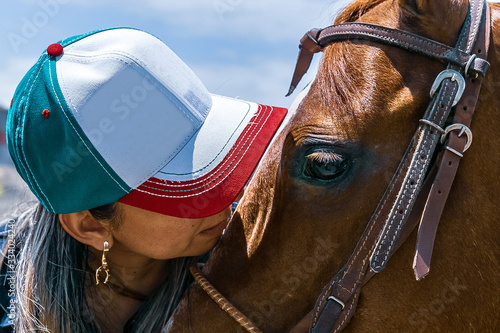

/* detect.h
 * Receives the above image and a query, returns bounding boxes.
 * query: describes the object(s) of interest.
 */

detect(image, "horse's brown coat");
[166,0,500,331]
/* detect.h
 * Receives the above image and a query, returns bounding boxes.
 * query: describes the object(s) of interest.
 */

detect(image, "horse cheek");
[281,270,301,292]
[407,312,428,333]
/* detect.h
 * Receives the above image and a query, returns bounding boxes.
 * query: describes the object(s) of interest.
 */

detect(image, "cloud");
[130,0,347,42]
[195,61,291,106]
[190,53,321,107]
[1,0,349,109]
[14,0,353,42]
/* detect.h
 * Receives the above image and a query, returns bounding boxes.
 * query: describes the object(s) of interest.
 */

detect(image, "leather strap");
[413,2,491,280]
[286,29,321,96]
[286,22,489,96]
[310,164,438,332]
[372,0,487,273]
[310,165,436,332]
[186,2,490,333]
[307,0,489,332]
[318,23,487,69]
[368,76,460,272]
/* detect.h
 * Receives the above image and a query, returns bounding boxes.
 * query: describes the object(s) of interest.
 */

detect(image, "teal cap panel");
[7,51,131,214]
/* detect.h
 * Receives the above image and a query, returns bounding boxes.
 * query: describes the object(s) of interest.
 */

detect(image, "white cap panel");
[58,57,199,187]
[55,28,221,187]
[155,95,258,181]
[60,28,211,121]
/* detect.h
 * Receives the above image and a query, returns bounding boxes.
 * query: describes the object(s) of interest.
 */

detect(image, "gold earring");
[95,241,110,285]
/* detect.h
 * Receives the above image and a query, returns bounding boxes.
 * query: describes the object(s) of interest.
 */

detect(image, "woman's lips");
[200,219,229,238]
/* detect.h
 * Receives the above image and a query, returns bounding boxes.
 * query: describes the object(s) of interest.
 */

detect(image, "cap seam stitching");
[11,57,44,202]
[58,55,202,187]
[60,52,201,124]
[149,104,259,186]
[136,105,274,197]
[157,102,252,177]
[146,104,267,187]
[57,55,197,189]
[49,59,130,194]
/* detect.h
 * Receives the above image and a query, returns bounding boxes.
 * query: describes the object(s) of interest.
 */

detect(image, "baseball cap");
[6,28,287,218]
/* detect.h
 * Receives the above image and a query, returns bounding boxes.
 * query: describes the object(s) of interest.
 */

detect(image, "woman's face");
[109,203,232,260]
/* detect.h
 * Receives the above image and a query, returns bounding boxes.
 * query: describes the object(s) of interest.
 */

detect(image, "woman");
[0,28,287,332]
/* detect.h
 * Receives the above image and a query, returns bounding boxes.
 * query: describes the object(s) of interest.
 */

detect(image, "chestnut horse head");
[167,0,500,331]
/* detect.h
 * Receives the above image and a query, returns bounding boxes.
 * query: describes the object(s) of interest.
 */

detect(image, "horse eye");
[304,151,348,181]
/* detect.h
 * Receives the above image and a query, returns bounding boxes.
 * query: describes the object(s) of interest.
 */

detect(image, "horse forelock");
[320,0,391,118]
[301,38,408,140]
[334,0,388,24]
[314,43,372,127]
[297,0,472,139]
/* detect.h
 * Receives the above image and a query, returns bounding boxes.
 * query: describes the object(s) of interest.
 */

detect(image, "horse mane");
[311,0,398,133]
[335,0,387,24]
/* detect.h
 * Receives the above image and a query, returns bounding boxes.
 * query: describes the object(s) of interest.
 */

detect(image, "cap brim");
[119,95,287,218]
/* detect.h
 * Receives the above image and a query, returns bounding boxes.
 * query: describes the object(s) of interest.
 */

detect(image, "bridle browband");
[285,19,489,97]
[190,0,491,332]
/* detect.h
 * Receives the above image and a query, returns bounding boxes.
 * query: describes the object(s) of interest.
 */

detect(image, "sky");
[0,0,357,111]
[1,0,498,110]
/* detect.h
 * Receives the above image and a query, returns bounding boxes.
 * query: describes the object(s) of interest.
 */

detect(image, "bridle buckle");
[430,70,466,106]
[440,123,473,156]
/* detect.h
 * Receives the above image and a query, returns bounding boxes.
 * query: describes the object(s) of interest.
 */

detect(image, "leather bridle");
[190,0,491,332]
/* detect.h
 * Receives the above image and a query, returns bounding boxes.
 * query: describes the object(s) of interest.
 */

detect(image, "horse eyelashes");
[304,151,348,181]
[307,151,343,163]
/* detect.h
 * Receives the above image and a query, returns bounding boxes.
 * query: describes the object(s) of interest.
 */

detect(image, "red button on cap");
[47,43,63,57]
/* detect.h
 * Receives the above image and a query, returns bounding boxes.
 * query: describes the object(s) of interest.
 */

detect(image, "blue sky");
[0,0,355,110]
[2,0,497,111]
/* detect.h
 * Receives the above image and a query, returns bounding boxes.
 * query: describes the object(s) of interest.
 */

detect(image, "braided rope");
[190,264,263,333]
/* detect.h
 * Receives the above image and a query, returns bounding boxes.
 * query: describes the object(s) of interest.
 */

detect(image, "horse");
[166,0,500,331]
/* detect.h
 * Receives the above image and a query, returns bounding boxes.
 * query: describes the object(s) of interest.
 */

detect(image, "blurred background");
[0,0,353,216]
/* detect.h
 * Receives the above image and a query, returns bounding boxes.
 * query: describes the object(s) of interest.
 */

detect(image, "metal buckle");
[419,119,445,134]
[429,70,466,107]
[440,123,473,155]
[327,295,345,310]
[464,54,478,78]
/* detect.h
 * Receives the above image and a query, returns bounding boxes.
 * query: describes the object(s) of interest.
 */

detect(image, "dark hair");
[89,203,120,222]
